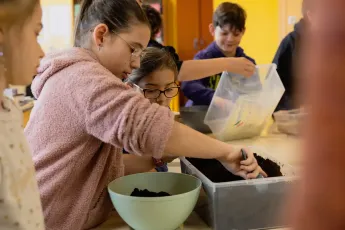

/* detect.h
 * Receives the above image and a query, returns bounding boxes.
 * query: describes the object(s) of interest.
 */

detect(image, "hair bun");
[161,46,179,64]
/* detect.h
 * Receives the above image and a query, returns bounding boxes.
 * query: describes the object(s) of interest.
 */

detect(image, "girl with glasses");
[123,47,180,172]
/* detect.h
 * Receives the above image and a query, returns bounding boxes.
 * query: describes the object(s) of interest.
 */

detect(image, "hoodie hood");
[32,48,98,99]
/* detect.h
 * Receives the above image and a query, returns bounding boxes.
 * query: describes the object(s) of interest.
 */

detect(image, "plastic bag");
[204,64,285,141]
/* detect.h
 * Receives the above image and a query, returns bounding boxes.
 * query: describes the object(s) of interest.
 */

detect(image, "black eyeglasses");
[132,83,180,99]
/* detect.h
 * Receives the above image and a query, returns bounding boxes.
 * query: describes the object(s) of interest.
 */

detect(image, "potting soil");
[130,188,171,197]
[187,153,282,183]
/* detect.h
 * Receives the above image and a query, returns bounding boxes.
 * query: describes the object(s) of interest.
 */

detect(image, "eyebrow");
[145,82,176,87]
[132,42,144,49]
[145,83,158,87]
[166,82,177,87]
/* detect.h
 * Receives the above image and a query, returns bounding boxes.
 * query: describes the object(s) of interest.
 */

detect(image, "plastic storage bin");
[273,108,306,136]
[180,146,297,230]
[180,106,212,133]
[204,64,285,141]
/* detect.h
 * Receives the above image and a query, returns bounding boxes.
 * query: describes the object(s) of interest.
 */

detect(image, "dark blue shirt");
[181,42,255,106]
[273,19,304,111]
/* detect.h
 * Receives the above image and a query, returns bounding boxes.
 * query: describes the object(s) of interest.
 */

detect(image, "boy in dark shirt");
[142,3,255,83]
[181,2,255,106]
[273,0,310,111]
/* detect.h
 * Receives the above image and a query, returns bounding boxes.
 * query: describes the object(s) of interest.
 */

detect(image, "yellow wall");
[162,0,178,48]
[163,0,180,112]
[40,0,74,52]
[279,0,303,38]
[213,0,279,64]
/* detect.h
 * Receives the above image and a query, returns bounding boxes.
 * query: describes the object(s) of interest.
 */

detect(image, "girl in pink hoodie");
[25,0,265,229]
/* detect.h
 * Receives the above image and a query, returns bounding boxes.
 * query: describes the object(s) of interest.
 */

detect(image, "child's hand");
[162,155,178,164]
[217,146,267,179]
[226,57,256,78]
[124,81,134,89]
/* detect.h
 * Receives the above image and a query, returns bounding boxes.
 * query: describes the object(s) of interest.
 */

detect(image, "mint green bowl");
[108,172,201,230]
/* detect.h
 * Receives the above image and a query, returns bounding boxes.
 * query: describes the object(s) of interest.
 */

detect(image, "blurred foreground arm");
[291,1,345,229]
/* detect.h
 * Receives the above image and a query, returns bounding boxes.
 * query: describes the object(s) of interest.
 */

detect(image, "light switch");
[288,16,297,25]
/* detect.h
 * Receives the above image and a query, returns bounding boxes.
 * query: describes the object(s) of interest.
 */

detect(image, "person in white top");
[0,0,45,229]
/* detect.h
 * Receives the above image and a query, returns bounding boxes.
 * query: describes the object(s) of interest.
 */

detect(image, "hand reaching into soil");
[218,146,267,179]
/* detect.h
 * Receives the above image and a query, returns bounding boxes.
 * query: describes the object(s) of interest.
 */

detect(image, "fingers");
[243,66,255,77]
[240,149,256,166]
[241,58,255,77]
[246,167,267,179]
[242,68,255,77]
[124,82,134,89]
[239,148,268,179]
[240,162,258,172]
[259,168,268,178]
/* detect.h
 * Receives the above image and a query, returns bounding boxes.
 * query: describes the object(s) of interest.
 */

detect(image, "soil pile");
[130,188,171,197]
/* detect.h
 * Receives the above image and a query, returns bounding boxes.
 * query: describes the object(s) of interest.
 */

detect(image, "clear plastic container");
[204,64,285,141]
[273,109,306,136]
[180,146,297,230]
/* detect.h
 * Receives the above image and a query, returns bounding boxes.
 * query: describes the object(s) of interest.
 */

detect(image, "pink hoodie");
[24,48,174,230]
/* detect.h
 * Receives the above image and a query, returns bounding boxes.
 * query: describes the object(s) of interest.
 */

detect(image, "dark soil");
[187,153,282,183]
[130,188,171,197]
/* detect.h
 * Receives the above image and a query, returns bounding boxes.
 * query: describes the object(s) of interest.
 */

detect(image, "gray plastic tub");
[180,146,297,230]
[180,106,211,134]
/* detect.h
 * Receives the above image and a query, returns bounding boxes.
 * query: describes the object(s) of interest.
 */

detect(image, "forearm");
[164,122,231,160]
[123,154,155,175]
[178,58,229,82]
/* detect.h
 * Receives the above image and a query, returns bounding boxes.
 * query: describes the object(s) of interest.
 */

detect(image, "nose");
[131,57,141,69]
[226,34,234,42]
[156,92,166,104]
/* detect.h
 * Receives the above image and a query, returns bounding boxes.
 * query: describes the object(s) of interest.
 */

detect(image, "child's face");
[137,69,178,107]
[210,24,244,56]
[4,3,44,85]
[92,23,150,80]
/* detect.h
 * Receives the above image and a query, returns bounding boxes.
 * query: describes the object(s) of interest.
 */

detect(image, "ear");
[209,23,215,36]
[242,28,246,35]
[92,23,110,49]
[306,10,312,22]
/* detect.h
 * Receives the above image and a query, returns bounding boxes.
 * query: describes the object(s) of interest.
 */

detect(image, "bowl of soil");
[108,172,202,230]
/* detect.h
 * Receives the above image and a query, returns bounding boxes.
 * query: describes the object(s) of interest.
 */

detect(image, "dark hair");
[128,47,178,84]
[142,4,162,39]
[74,0,149,47]
[213,2,246,32]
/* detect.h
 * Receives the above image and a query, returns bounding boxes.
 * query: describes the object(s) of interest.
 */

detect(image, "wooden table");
[94,133,301,230]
